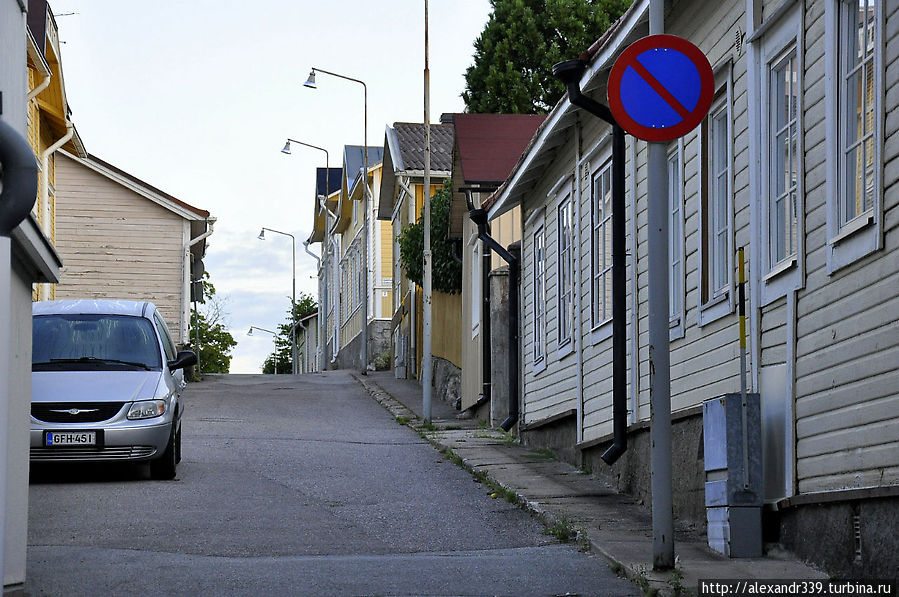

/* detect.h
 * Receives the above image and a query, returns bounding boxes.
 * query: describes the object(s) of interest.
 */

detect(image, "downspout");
[184,218,215,345]
[553,59,628,465]
[37,121,73,300]
[27,71,51,102]
[468,198,519,432]
[303,239,322,371]
[40,121,73,237]
[0,118,41,587]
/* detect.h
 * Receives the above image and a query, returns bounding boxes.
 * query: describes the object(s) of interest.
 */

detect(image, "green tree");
[462,0,632,114]
[396,182,462,294]
[188,272,237,377]
[262,293,318,374]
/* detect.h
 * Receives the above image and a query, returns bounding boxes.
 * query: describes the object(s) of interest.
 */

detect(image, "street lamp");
[304,66,370,375]
[248,326,282,375]
[281,138,330,374]
[256,228,297,374]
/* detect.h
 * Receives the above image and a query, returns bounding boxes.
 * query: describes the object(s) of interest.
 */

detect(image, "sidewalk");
[354,371,826,596]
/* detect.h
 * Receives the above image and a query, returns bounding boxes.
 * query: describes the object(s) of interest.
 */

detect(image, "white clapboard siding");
[53,154,186,338]
[521,145,580,426]
[790,2,899,493]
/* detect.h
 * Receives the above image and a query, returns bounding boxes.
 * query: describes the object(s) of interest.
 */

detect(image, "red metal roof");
[453,114,547,185]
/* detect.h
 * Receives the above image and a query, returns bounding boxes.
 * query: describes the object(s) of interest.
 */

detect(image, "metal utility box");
[703,393,763,557]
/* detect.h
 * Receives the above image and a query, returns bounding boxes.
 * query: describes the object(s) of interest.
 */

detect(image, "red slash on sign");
[607,34,714,143]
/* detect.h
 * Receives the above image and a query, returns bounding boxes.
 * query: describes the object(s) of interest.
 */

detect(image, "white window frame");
[758,7,804,304]
[668,139,685,340]
[698,60,735,327]
[590,158,614,336]
[557,190,574,357]
[533,221,547,371]
[825,0,883,273]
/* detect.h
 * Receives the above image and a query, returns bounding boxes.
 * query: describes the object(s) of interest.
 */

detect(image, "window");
[826,0,882,272]
[557,195,574,349]
[757,6,803,304]
[769,47,799,269]
[591,161,613,330]
[839,0,875,227]
[668,142,685,338]
[698,62,734,325]
[533,225,546,365]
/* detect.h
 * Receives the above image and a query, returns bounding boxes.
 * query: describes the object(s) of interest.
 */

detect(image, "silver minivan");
[30,300,196,479]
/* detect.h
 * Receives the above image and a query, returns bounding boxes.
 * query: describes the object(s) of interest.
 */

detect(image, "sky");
[49,0,492,373]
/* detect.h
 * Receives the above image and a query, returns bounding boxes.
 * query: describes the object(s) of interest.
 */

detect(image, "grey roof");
[343,145,384,188]
[390,123,454,172]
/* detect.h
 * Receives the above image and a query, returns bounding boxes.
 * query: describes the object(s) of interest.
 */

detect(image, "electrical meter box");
[703,393,763,557]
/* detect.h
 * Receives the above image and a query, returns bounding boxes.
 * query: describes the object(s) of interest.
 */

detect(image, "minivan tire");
[150,427,177,480]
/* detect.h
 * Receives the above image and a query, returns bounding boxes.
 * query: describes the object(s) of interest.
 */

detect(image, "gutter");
[467,193,519,432]
[553,59,628,465]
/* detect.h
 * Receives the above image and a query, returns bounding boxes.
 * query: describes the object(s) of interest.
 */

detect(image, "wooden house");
[377,122,460,394]
[488,0,898,577]
[53,152,213,345]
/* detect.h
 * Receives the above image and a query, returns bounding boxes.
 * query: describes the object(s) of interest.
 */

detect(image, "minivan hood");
[32,371,164,403]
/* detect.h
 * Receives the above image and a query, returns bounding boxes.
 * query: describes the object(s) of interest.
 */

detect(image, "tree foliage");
[262,293,318,374]
[188,272,237,377]
[396,182,462,295]
[462,0,632,114]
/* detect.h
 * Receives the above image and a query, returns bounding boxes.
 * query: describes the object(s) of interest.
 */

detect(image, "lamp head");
[303,70,316,89]
[257,229,265,240]
[247,327,254,336]
[281,141,291,154]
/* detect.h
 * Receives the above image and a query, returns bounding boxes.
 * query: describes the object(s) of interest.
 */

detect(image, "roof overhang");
[487,0,649,219]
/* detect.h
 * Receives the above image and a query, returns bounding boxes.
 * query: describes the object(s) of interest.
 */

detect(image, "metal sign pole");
[422,0,433,424]
[647,0,675,571]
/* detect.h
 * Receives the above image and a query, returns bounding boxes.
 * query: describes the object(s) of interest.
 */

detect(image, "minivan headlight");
[127,400,166,420]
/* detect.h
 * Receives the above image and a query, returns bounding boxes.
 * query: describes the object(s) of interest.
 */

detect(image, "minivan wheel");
[150,428,177,480]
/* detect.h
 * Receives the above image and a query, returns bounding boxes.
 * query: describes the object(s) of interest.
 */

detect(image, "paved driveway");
[27,372,636,596]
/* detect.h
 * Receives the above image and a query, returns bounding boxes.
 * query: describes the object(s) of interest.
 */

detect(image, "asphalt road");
[26,371,637,597]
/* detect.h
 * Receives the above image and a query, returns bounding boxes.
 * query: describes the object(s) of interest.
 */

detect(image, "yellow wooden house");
[26,1,87,300]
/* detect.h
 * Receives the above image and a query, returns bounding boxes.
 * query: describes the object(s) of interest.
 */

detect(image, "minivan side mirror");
[168,350,198,371]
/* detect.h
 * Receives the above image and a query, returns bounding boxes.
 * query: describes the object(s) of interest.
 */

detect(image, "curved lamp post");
[248,326,282,375]
[282,138,329,373]
[256,228,296,374]
[304,66,370,375]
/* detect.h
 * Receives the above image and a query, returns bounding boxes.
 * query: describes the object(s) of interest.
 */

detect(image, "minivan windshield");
[33,314,162,371]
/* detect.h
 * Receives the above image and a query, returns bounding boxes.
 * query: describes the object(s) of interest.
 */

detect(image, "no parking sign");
[607,34,714,142]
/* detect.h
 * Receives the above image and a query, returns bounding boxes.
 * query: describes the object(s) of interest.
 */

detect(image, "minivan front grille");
[32,402,125,423]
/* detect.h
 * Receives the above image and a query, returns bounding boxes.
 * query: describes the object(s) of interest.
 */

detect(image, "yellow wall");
[490,206,521,270]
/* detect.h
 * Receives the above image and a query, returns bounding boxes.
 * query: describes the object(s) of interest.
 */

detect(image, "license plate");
[44,431,97,447]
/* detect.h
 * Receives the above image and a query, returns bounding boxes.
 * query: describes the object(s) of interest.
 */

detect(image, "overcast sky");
[49,0,492,372]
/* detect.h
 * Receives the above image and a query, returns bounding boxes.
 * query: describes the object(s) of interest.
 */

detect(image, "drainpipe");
[0,118,40,591]
[303,239,322,371]
[27,71,51,102]
[553,59,628,465]
[37,121,73,300]
[184,218,215,345]
[467,198,519,432]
